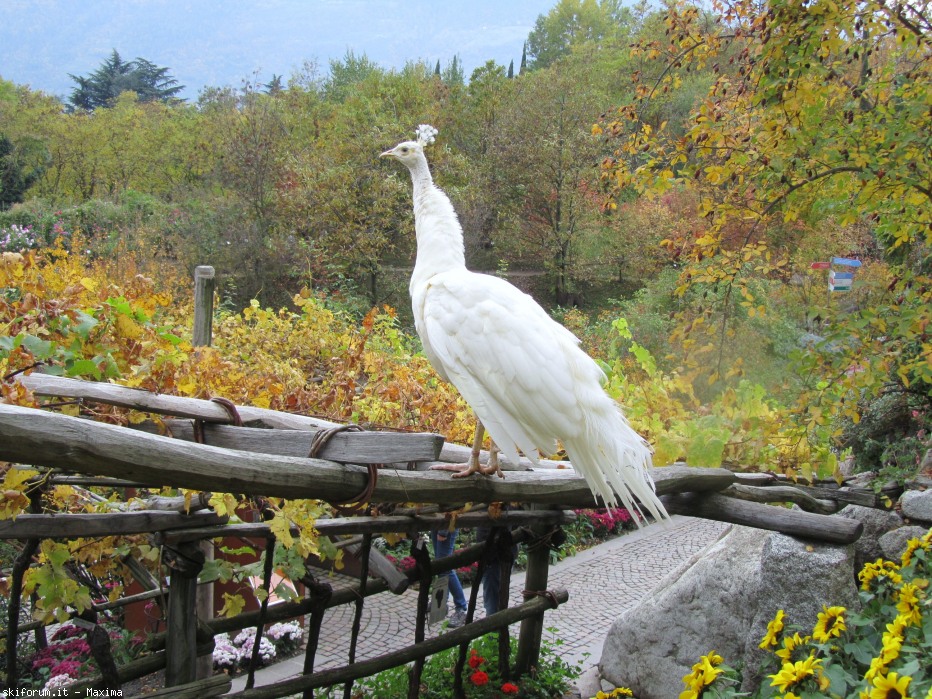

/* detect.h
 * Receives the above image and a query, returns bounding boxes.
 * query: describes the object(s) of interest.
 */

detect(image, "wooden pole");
[514,504,553,675]
[192,265,215,348]
[164,543,205,687]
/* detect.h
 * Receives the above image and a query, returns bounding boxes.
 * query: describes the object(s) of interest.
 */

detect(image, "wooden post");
[165,543,205,687]
[192,266,214,677]
[193,266,215,348]
[514,505,553,675]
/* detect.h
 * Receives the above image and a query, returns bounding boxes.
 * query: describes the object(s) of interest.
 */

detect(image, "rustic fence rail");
[0,372,874,697]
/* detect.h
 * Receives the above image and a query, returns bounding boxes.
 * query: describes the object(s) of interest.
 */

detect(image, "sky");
[0,0,558,101]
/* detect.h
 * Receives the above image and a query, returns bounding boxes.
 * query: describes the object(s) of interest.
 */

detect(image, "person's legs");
[482,559,501,617]
[431,529,468,613]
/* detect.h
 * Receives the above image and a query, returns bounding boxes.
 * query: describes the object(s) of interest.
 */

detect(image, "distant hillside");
[0,0,551,100]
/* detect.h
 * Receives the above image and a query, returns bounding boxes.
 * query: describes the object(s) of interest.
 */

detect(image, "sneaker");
[448,609,467,628]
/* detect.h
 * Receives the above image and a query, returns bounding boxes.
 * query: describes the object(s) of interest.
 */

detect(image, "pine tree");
[68,49,184,110]
[520,43,528,74]
[507,60,514,79]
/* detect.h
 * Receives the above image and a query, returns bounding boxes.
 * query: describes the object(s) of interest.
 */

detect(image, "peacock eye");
[401,147,409,153]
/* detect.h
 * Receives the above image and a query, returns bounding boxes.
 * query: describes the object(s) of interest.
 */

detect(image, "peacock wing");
[419,270,597,466]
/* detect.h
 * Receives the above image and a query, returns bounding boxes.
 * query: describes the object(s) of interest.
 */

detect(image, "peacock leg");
[452,417,487,478]
[477,441,504,478]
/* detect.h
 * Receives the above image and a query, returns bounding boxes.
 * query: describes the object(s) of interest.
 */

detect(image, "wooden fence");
[0,268,875,698]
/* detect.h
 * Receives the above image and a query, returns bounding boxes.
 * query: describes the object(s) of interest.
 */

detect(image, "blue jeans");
[431,529,467,612]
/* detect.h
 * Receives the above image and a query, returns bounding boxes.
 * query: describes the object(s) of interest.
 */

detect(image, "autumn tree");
[601,0,932,474]
[526,0,635,69]
[494,64,609,304]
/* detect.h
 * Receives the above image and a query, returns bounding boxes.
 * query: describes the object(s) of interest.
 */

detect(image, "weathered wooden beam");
[16,373,562,469]
[0,511,227,540]
[19,373,329,427]
[224,588,570,699]
[0,404,730,508]
[155,509,577,545]
[734,472,882,508]
[160,420,443,463]
[722,484,841,515]
[662,492,863,543]
[48,475,153,488]
[130,673,231,699]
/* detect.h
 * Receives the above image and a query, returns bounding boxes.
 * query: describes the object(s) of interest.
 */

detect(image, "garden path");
[229,514,731,695]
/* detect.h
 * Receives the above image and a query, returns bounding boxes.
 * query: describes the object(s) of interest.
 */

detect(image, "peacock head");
[380,124,437,165]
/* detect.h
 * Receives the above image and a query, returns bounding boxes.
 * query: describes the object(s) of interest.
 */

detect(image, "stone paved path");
[230,515,730,694]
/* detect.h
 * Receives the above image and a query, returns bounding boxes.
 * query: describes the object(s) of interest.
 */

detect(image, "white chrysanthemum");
[45,674,75,691]
[238,635,277,663]
[233,627,256,647]
[212,633,239,669]
[268,621,303,643]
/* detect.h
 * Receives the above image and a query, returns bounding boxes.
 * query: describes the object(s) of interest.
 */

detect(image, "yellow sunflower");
[895,582,923,626]
[867,671,913,699]
[680,652,724,697]
[865,631,904,682]
[776,632,812,663]
[760,609,787,649]
[860,560,904,590]
[769,655,822,692]
[813,605,847,642]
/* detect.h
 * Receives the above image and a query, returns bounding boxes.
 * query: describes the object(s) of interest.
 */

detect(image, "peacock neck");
[407,155,466,289]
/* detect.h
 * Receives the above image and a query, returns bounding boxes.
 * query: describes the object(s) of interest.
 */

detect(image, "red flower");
[468,648,485,668]
[502,682,520,694]
[470,670,490,686]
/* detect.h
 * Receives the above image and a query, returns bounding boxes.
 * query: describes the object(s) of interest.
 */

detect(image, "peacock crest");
[415,124,438,146]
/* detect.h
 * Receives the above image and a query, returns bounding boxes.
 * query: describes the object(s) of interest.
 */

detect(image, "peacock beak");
[379,148,395,159]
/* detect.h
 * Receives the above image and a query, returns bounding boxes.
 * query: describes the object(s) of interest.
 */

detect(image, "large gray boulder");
[900,489,932,525]
[837,504,904,571]
[879,525,930,560]
[600,526,859,698]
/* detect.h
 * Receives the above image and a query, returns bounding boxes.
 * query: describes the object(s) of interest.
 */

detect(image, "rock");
[599,526,859,699]
[837,504,904,570]
[900,489,932,525]
[879,526,930,560]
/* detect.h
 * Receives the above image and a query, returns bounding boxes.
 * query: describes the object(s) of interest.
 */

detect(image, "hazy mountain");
[0,0,552,101]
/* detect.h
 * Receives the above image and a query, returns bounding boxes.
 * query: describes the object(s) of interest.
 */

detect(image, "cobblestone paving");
[231,515,730,692]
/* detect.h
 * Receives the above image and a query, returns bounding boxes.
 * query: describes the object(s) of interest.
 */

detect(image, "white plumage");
[381,125,668,523]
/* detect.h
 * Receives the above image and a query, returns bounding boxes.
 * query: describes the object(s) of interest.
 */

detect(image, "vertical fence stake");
[192,264,215,679]
[454,527,500,699]
[4,486,43,691]
[164,542,205,687]
[515,505,553,675]
[344,532,373,699]
[246,533,277,690]
[193,265,215,348]
[408,536,433,699]
[496,529,516,680]
[301,575,333,699]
